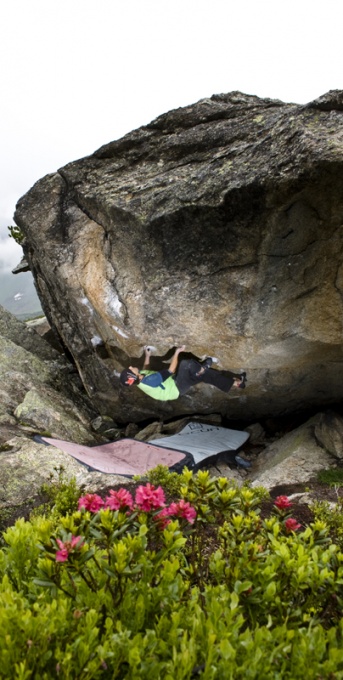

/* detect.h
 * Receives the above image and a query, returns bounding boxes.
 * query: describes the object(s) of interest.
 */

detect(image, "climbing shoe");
[196,357,213,376]
[238,372,247,389]
[202,357,213,370]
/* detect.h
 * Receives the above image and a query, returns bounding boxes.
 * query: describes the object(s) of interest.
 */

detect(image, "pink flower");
[104,488,134,511]
[274,495,292,510]
[135,483,166,511]
[56,535,84,562]
[55,543,69,562]
[154,507,171,529]
[167,499,197,524]
[78,493,104,513]
[284,518,301,532]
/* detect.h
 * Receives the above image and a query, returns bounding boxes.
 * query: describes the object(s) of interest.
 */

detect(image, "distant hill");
[0,270,42,320]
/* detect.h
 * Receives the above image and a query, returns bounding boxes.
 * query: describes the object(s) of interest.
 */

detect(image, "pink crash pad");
[41,437,192,475]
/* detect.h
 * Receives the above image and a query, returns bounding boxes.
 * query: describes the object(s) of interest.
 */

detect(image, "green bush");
[317,468,343,487]
[312,495,343,550]
[1,470,343,678]
[31,465,82,521]
[7,224,24,244]
[134,463,183,497]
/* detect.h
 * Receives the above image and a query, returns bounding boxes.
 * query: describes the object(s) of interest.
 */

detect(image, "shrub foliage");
[1,469,343,678]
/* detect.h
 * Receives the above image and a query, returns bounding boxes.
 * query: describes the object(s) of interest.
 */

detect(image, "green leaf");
[234,580,253,594]
[77,549,95,565]
[230,592,239,610]
[264,581,276,600]
[220,638,235,660]
[33,578,56,588]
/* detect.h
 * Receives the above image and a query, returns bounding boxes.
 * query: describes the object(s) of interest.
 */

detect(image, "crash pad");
[37,422,250,475]
[39,436,194,476]
[149,422,249,465]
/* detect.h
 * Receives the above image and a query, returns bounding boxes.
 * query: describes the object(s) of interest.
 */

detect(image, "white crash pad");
[149,422,249,465]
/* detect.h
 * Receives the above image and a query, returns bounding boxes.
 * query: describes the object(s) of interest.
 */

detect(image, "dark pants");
[175,359,238,396]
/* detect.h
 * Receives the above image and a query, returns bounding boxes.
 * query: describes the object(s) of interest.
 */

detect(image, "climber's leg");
[200,369,247,392]
[175,359,208,395]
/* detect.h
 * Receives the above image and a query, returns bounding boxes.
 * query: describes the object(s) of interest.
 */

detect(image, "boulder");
[13,90,343,423]
[250,413,336,490]
[0,335,56,418]
[14,386,94,442]
[0,323,96,436]
[0,360,101,521]
[0,308,91,430]
[26,316,64,353]
[0,436,126,511]
[0,306,125,515]
[314,411,343,459]
[0,304,59,362]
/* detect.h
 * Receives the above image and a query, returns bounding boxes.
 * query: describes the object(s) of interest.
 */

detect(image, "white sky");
[0,0,342,271]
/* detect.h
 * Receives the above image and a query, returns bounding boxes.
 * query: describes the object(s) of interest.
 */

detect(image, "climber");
[119,345,247,402]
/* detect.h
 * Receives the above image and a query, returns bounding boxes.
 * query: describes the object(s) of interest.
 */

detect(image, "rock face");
[0,305,97,438]
[14,90,343,422]
[0,305,126,514]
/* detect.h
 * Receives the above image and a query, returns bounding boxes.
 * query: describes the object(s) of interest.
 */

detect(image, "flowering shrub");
[167,499,197,523]
[55,535,84,562]
[1,472,343,678]
[284,517,302,532]
[78,493,104,512]
[274,494,292,510]
[76,485,195,526]
[271,494,303,534]
[135,483,166,511]
[104,488,134,511]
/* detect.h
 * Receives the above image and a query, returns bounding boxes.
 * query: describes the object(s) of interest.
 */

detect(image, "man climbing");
[119,345,247,401]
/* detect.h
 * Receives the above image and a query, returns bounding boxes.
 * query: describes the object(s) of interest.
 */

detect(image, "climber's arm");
[168,345,186,374]
[143,346,152,368]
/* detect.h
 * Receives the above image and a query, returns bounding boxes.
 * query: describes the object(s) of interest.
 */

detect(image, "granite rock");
[14,90,343,422]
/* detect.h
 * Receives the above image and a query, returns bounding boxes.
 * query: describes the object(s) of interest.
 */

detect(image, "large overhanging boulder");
[14,90,343,422]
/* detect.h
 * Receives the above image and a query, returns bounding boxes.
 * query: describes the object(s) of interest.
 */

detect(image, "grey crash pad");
[149,422,250,465]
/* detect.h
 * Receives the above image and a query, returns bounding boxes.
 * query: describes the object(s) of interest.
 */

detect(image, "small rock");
[288,492,313,505]
[244,422,266,445]
[91,415,118,433]
[135,421,163,442]
[101,428,121,440]
[124,423,139,438]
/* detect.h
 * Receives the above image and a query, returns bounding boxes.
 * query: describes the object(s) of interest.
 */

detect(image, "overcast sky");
[1,0,342,273]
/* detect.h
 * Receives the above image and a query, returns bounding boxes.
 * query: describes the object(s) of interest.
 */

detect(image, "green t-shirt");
[137,370,180,401]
